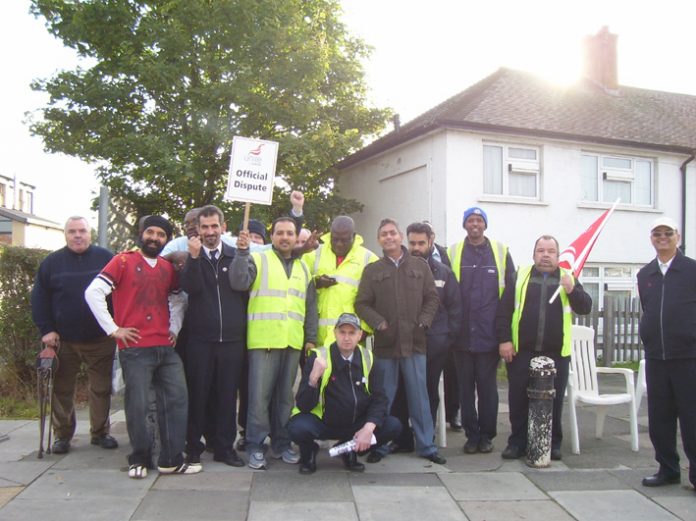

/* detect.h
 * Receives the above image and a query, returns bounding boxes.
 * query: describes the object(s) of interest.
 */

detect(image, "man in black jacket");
[638,217,696,490]
[31,216,117,454]
[287,313,401,474]
[179,205,248,467]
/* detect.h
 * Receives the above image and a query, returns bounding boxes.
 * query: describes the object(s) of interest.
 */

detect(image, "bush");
[0,245,49,396]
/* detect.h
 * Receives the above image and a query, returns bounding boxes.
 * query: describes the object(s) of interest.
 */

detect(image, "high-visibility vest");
[510,265,574,356]
[302,233,378,346]
[247,250,310,350]
[448,239,508,297]
[291,344,373,419]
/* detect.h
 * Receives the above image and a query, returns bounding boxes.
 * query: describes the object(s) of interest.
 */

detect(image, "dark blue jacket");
[31,245,113,342]
[179,242,248,343]
[427,255,462,341]
[638,252,696,360]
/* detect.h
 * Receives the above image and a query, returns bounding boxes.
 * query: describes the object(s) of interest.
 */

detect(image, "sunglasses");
[651,230,675,238]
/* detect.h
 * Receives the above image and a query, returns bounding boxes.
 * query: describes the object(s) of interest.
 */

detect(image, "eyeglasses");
[651,230,675,238]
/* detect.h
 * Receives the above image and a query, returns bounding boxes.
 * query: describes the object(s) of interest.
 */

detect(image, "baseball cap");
[650,216,678,232]
[463,207,488,228]
[335,313,361,330]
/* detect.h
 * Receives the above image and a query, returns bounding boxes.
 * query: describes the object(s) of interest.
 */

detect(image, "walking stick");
[36,346,58,459]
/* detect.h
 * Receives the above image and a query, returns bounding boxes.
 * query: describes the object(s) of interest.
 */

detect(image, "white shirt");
[658,255,675,275]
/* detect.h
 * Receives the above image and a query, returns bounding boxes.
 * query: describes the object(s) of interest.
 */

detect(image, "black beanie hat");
[142,215,173,242]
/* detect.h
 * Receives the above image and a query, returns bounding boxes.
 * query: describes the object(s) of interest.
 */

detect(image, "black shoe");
[449,421,463,433]
[501,444,525,459]
[91,434,118,449]
[478,439,494,454]
[388,441,415,454]
[425,452,447,465]
[52,438,70,454]
[342,452,365,472]
[366,451,383,463]
[214,449,244,467]
[642,473,681,487]
[550,448,562,461]
[463,439,478,454]
[299,443,318,475]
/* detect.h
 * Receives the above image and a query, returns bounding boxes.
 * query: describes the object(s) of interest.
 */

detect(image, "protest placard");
[224,136,279,205]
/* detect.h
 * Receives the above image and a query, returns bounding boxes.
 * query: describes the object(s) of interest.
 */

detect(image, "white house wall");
[339,129,695,265]
[21,223,64,250]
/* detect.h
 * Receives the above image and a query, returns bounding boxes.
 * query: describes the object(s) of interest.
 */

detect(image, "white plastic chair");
[436,374,447,447]
[567,325,639,454]
[635,359,647,413]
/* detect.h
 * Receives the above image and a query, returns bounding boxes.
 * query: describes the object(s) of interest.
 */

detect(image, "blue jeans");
[375,354,437,457]
[246,347,301,454]
[119,346,188,467]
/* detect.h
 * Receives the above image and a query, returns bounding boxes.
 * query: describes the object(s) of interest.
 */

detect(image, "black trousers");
[444,351,460,422]
[184,339,244,457]
[454,349,500,443]
[506,350,568,450]
[646,358,696,485]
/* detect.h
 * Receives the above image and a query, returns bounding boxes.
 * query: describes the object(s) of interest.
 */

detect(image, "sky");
[2,0,696,226]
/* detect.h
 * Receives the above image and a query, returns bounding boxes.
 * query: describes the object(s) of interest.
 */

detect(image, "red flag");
[558,200,619,276]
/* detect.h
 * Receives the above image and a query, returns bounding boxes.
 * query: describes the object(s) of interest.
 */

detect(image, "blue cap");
[335,313,361,330]
[462,207,488,228]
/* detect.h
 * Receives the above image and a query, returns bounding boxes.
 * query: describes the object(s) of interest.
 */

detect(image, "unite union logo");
[244,143,264,165]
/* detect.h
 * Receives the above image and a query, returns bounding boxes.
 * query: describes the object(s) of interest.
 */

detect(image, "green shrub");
[0,245,49,396]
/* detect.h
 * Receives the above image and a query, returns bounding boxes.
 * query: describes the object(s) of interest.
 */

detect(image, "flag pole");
[548,199,620,304]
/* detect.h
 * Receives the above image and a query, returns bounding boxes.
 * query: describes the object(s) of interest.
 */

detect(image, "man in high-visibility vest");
[229,216,318,471]
[496,235,592,461]
[303,216,378,348]
[448,207,516,455]
[287,313,401,474]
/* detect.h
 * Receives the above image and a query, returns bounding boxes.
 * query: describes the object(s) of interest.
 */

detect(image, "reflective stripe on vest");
[448,239,508,297]
[291,345,373,419]
[510,265,574,356]
[247,251,310,350]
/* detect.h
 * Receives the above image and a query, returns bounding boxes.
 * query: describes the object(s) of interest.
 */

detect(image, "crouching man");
[288,313,401,474]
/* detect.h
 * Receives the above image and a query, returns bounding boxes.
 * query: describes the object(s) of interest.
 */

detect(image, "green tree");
[29,0,389,230]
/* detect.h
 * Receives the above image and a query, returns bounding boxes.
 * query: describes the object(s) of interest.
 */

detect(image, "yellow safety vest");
[291,344,373,419]
[302,233,378,346]
[510,265,574,356]
[247,250,310,350]
[448,238,508,297]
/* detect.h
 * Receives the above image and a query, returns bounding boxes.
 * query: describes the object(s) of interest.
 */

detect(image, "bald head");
[330,216,356,257]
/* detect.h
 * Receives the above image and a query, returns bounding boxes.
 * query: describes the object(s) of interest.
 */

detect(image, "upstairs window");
[582,153,653,206]
[483,144,540,199]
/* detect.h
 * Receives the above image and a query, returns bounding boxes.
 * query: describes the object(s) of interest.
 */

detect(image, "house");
[0,174,64,250]
[336,27,696,308]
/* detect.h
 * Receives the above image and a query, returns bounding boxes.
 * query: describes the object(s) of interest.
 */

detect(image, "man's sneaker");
[501,444,526,460]
[51,438,70,454]
[91,434,118,449]
[463,439,478,454]
[424,452,447,465]
[213,449,245,467]
[157,462,202,475]
[272,447,300,464]
[248,451,268,470]
[128,464,147,479]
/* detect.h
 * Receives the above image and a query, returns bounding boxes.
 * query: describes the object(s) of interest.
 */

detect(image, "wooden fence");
[573,295,643,365]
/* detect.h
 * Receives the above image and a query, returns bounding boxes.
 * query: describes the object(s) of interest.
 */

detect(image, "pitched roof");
[0,207,61,228]
[339,68,696,168]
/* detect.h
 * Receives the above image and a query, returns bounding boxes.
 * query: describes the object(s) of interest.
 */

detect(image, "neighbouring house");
[336,27,696,309]
[0,174,63,250]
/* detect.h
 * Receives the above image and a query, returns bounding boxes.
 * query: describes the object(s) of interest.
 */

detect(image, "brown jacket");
[355,247,439,358]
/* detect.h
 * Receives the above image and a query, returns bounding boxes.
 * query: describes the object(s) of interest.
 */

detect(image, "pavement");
[0,376,694,521]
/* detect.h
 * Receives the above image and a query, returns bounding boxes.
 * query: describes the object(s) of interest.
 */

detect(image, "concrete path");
[1,378,693,520]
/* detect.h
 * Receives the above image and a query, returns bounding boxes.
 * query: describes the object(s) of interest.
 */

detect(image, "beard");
[141,239,164,258]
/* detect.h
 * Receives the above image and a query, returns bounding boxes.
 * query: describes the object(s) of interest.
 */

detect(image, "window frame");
[483,142,541,200]
[581,152,654,207]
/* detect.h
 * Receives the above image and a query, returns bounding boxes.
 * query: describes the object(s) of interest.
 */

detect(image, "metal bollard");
[526,356,556,468]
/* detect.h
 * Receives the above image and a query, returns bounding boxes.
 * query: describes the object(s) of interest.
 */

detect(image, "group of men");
[30,197,696,489]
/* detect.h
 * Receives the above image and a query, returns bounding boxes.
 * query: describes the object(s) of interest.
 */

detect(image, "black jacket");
[295,343,389,428]
[427,255,462,341]
[638,252,696,360]
[180,242,247,342]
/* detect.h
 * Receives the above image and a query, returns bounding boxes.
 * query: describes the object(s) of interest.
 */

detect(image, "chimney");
[392,113,401,132]
[583,26,618,91]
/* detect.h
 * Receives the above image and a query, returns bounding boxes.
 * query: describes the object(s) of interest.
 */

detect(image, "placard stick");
[243,202,251,231]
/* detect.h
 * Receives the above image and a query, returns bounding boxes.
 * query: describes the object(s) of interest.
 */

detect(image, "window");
[483,144,540,198]
[0,183,5,208]
[581,153,653,207]
[580,264,641,309]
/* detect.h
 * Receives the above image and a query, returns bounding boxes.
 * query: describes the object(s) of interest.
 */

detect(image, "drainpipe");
[679,152,694,254]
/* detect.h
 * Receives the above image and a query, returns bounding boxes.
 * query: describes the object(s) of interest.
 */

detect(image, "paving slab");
[550,490,680,521]
[152,471,253,491]
[131,489,248,521]
[440,472,547,501]
[353,453,450,474]
[653,496,696,521]
[0,486,22,508]
[349,472,443,487]
[460,499,576,521]
[608,468,695,497]
[51,442,131,470]
[0,497,139,521]
[19,468,152,500]
[248,501,358,521]
[251,471,353,502]
[353,485,466,521]
[526,469,630,491]
[0,460,56,485]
